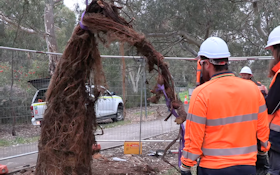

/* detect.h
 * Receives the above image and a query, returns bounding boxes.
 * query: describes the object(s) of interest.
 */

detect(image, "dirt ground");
[0,124,41,142]
[3,105,187,175]
[90,131,182,175]
[10,131,185,175]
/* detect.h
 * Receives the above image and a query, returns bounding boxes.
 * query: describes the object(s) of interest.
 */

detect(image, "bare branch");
[54,0,63,5]
[228,0,251,3]
[146,31,201,48]
[177,31,201,48]
[180,42,197,57]
[204,21,211,40]
[160,38,182,55]
[252,1,267,38]
[146,31,177,38]
[0,11,45,37]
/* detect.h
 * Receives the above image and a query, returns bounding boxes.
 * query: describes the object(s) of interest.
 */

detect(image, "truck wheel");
[112,105,124,122]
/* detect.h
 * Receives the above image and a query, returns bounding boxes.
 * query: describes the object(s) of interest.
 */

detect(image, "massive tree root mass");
[35,0,187,174]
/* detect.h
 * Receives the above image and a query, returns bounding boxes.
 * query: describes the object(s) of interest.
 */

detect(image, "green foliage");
[0,0,279,124]
[54,6,77,52]
[0,0,76,51]
[0,1,76,125]
[178,90,189,102]
[0,139,10,147]
[118,0,280,88]
[0,62,11,87]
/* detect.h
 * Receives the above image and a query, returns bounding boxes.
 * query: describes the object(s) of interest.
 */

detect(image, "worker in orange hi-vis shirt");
[264,25,280,175]
[180,37,270,175]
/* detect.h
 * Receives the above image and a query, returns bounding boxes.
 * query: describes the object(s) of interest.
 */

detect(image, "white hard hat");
[197,37,231,59]
[240,66,252,75]
[265,25,280,49]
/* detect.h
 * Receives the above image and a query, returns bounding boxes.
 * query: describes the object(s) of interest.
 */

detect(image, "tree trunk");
[128,64,142,93]
[44,0,59,75]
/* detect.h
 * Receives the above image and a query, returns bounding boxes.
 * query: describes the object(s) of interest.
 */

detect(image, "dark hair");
[269,44,280,77]
[200,56,229,71]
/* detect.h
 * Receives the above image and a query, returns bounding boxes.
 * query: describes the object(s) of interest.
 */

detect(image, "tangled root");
[35,1,186,174]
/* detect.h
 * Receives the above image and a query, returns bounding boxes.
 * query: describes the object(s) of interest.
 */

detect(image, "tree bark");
[252,1,267,39]
[179,42,197,57]
[128,64,142,93]
[44,0,59,75]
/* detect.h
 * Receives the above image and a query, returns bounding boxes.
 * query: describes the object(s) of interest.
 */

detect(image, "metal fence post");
[143,58,147,119]
[139,58,144,155]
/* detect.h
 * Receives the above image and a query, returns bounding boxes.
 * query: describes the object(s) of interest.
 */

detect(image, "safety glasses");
[199,60,207,66]
[199,59,227,66]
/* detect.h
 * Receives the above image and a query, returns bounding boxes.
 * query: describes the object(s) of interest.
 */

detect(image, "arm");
[266,74,280,114]
[181,92,206,167]
[257,94,271,152]
[264,85,268,95]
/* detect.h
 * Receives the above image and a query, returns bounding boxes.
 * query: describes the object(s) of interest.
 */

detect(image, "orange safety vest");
[196,59,201,86]
[181,72,270,169]
[268,69,280,133]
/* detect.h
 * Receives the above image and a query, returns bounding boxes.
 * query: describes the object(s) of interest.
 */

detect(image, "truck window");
[35,89,47,103]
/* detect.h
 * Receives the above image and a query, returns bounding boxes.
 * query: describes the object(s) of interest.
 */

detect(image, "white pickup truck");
[28,78,124,126]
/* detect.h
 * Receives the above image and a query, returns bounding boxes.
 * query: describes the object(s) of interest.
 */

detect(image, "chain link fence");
[0,46,273,171]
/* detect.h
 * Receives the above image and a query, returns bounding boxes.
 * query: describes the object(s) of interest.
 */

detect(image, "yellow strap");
[211,73,235,80]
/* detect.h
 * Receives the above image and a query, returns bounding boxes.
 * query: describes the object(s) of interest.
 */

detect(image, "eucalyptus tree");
[0,0,76,74]
[113,0,280,86]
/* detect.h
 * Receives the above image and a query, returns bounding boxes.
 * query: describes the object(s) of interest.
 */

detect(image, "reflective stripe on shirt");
[202,145,257,156]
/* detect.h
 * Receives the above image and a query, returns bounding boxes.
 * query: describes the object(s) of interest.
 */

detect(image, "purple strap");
[157,84,185,167]
[79,0,89,30]
[79,11,89,30]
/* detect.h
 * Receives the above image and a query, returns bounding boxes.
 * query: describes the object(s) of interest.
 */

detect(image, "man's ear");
[205,60,211,69]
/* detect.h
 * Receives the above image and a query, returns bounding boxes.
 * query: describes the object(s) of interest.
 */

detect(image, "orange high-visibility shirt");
[181,72,270,169]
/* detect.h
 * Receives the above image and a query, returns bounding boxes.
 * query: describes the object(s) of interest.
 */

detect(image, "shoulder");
[273,73,280,84]
[193,80,213,94]
[276,72,280,79]
[191,79,219,101]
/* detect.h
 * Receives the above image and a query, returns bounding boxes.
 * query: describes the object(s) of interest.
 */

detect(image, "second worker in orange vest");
[180,37,270,175]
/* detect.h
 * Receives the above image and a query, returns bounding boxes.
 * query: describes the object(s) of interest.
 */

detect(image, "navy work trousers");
[197,165,256,175]
[268,149,280,175]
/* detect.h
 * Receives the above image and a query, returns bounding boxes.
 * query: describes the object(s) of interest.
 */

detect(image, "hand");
[256,153,269,168]
[180,164,191,175]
